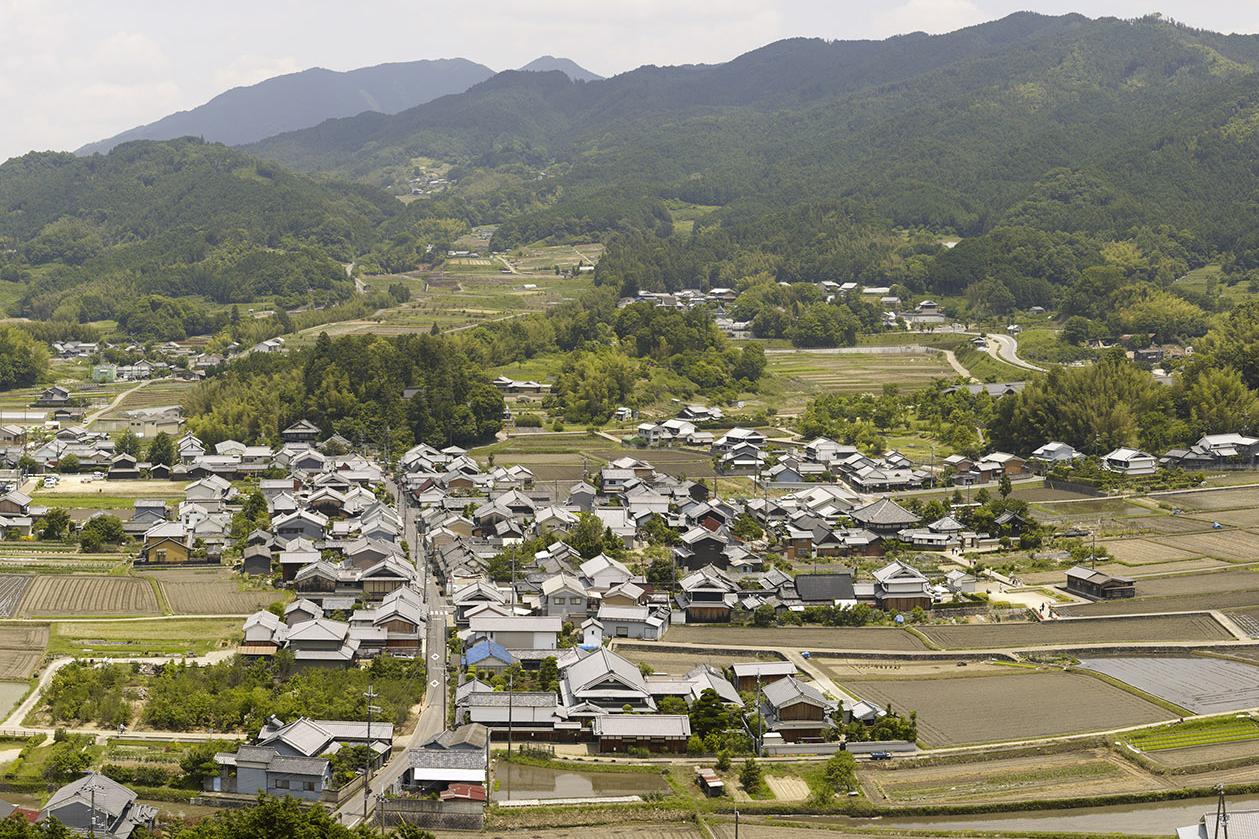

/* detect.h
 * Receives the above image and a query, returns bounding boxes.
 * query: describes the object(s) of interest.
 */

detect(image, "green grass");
[32,494,178,510]
[1126,716,1259,751]
[44,617,243,657]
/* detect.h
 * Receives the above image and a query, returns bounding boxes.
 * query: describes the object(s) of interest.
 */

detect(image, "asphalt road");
[337,481,448,827]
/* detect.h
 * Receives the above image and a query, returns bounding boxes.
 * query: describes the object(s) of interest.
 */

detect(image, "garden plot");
[663,625,927,651]
[1143,739,1259,769]
[1077,656,1259,714]
[919,614,1231,649]
[17,575,160,617]
[845,670,1173,746]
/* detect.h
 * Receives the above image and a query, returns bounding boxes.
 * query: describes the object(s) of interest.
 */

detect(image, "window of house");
[303,781,315,791]
[616,626,629,637]
[155,549,166,563]
[274,779,290,789]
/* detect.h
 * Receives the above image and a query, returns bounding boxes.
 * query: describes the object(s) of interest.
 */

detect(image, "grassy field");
[44,617,242,657]
[751,349,955,414]
[868,751,1131,804]
[1126,716,1259,751]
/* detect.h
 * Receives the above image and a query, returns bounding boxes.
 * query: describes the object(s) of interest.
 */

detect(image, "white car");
[42,476,58,488]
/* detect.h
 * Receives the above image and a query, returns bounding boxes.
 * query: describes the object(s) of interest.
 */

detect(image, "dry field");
[1160,488,1259,512]
[1060,568,1259,616]
[1076,656,1259,714]
[614,648,776,676]
[1161,530,1259,562]
[0,576,31,618]
[1144,738,1259,769]
[663,625,927,651]
[1103,539,1202,565]
[0,625,49,679]
[846,670,1174,745]
[147,569,286,615]
[821,658,1012,681]
[17,575,159,617]
[863,749,1142,804]
[919,614,1230,649]
[1182,508,1259,528]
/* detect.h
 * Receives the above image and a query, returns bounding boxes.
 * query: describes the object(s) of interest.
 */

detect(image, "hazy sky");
[4,0,1259,162]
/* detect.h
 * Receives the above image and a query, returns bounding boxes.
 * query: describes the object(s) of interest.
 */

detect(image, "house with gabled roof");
[760,675,836,742]
[559,647,654,714]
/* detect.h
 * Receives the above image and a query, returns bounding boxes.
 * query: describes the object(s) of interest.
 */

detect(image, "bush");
[739,758,764,793]
[686,735,704,756]
[515,413,543,428]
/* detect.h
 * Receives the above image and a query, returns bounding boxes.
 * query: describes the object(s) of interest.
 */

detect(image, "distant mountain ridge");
[76,57,496,155]
[517,55,602,81]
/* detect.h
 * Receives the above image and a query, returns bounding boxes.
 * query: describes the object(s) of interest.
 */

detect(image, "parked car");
[42,476,58,488]
[869,752,893,761]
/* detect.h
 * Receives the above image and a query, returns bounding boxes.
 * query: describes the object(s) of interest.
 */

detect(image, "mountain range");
[76,56,600,156]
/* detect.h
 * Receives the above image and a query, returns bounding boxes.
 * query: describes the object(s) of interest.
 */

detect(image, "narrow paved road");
[984,332,1045,372]
[338,480,448,827]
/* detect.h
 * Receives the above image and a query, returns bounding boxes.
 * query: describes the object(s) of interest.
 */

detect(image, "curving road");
[984,333,1045,373]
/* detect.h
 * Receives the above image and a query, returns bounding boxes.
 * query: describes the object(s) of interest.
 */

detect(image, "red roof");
[440,783,487,802]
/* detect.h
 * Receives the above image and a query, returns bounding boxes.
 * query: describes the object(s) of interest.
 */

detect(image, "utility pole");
[506,670,514,800]
[363,685,381,821]
[87,775,102,839]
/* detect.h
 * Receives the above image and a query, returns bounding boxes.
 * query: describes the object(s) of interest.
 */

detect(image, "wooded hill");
[0,138,406,321]
[245,13,1259,264]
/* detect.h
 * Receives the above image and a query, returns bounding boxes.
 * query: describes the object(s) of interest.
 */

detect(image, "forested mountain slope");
[77,58,495,155]
[244,13,1259,260]
[0,138,404,323]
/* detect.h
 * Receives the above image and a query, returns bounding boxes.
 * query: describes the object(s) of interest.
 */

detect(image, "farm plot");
[1077,656,1259,714]
[0,625,50,679]
[867,750,1138,805]
[1143,738,1259,769]
[1160,530,1259,562]
[1103,539,1202,565]
[0,682,26,718]
[155,572,286,615]
[1160,488,1259,512]
[919,614,1231,649]
[760,350,954,411]
[846,671,1174,746]
[17,576,159,617]
[616,648,776,676]
[1181,509,1259,529]
[0,576,31,618]
[1124,716,1259,752]
[663,625,928,651]
[1061,568,1259,616]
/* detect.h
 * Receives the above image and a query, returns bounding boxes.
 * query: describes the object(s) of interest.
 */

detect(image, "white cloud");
[213,54,303,91]
[874,0,989,36]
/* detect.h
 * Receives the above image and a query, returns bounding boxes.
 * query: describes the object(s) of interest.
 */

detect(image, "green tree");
[146,431,176,466]
[689,688,728,738]
[114,429,140,457]
[56,454,79,474]
[998,473,1013,498]
[1183,367,1259,437]
[40,508,71,541]
[739,758,764,793]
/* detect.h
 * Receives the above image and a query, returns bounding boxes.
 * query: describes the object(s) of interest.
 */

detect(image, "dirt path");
[496,254,519,274]
[85,380,150,426]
